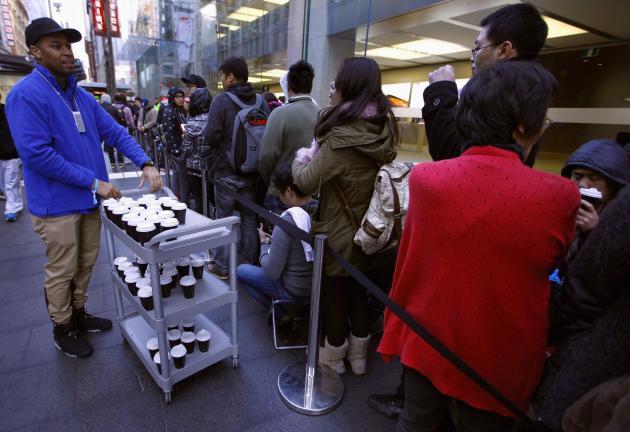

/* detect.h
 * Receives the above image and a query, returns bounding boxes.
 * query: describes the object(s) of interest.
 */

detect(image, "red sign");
[91,0,121,38]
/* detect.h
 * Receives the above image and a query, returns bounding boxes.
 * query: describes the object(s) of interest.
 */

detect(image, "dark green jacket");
[292,118,397,276]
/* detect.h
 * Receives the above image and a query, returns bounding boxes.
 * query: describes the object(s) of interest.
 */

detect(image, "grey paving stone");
[0,326,31,373]
[0,361,77,430]
[0,295,50,332]
[0,272,45,302]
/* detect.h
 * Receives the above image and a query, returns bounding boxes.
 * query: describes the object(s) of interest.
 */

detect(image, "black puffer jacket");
[159,87,187,155]
[0,103,18,160]
[182,88,212,173]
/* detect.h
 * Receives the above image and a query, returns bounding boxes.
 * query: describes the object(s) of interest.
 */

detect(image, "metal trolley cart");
[101,188,240,403]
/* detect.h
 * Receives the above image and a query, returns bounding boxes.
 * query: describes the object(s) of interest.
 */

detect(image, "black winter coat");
[533,185,630,431]
[159,87,187,155]
[0,103,18,160]
[422,79,539,167]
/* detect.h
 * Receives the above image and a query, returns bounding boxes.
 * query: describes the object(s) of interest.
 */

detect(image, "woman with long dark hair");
[292,57,398,376]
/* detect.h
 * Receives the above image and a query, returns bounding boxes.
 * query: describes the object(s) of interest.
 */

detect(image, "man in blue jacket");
[6,18,161,358]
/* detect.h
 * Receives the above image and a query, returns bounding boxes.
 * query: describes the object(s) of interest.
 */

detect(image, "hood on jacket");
[323,118,397,166]
[167,87,185,106]
[562,139,630,187]
[225,82,257,105]
[189,88,212,117]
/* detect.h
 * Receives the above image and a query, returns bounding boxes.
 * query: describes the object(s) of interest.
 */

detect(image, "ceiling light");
[261,68,287,78]
[227,7,268,22]
[365,47,429,61]
[264,0,290,4]
[394,38,468,56]
[219,23,240,31]
[543,16,587,39]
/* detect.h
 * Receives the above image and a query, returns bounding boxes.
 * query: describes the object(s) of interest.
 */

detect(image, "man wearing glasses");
[422,3,548,166]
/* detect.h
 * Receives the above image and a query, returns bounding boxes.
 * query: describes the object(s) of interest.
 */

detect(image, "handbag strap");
[382,169,403,240]
[334,182,359,232]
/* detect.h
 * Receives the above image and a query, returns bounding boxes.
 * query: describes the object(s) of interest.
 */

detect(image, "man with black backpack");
[100,93,124,168]
[204,56,270,279]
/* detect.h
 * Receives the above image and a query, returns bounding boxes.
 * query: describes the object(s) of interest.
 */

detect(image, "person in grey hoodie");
[236,164,313,315]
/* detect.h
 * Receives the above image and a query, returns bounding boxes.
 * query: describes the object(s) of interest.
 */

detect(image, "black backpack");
[224,92,268,175]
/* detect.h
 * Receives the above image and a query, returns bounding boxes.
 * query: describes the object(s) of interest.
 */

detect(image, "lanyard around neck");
[36,69,79,114]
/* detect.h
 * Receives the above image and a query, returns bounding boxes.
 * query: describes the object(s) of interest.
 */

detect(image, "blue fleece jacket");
[5,64,150,217]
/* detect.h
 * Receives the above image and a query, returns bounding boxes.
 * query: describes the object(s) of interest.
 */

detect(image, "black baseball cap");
[181,74,206,88]
[25,17,82,48]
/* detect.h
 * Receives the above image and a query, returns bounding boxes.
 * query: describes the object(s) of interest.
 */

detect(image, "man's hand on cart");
[139,165,162,192]
[97,181,122,199]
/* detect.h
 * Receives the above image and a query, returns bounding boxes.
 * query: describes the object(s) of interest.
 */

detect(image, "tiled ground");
[0,171,401,432]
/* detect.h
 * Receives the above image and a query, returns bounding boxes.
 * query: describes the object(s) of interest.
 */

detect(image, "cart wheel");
[164,392,172,404]
[232,356,239,368]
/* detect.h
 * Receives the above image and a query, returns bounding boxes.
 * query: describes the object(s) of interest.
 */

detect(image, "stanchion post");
[277,234,344,415]
[152,136,160,171]
[201,168,211,262]
[164,149,172,190]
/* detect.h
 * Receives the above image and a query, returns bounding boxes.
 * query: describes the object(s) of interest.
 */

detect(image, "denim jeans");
[236,264,293,311]
[171,154,190,203]
[213,175,259,272]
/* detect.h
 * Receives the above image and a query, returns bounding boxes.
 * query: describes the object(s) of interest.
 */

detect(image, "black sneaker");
[53,322,93,358]
[73,308,113,333]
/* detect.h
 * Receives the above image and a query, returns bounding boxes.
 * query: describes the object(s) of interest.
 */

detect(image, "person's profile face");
[329,80,341,106]
[185,83,197,97]
[30,33,75,76]
[570,167,613,202]
[471,27,500,75]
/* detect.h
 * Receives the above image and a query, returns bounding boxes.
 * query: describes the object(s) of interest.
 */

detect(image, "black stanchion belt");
[208,176,542,427]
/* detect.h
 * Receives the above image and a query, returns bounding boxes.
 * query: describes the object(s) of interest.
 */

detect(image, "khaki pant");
[32,210,102,325]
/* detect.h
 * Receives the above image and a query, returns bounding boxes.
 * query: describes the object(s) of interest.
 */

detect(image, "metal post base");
[277,362,344,416]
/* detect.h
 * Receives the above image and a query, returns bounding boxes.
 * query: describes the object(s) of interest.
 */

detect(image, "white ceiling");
[357,0,630,69]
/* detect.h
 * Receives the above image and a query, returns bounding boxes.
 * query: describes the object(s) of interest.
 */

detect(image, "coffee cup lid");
[142,194,157,200]
[124,266,140,275]
[158,196,172,202]
[138,286,152,297]
[136,222,156,233]
[163,199,179,207]
[146,215,163,224]
[114,257,129,266]
[136,277,151,287]
[196,329,210,341]
[119,197,134,204]
[102,198,118,207]
[113,207,129,215]
[579,187,603,199]
[180,276,196,286]
[162,260,176,267]
[176,256,191,266]
[138,197,152,205]
[130,206,145,214]
[182,319,194,327]
[147,204,162,212]
[167,329,181,339]
[181,331,195,342]
[146,337,159,350]
[171,202,187,211]
[170,344,186,358]
[118,261,132,270]
[140,209,157,217]
[136,256,147,265]
[158,210,175,219]
[164,268,178,277]
[122,212,138,222]
[160,275,172,284]
[191,258,204,266]
[153,352,161,364]
[161,217,179,228]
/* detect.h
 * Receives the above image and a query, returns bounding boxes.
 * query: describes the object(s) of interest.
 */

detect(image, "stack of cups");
[136,277,151,290]
[191,258,204,279]
[125,273,140,296]
[102,198,118,218]
[147,203,162,213]
[153,352,168,374]
[172,202,187,225]
[171,344,187,369]
[180,276,196,299]
[163,266,179,288]
[146,337,159,359]
[160,274,172,298]
[114,256,129,269]
[136,222,157,246]
[167,329,181,348]
[138,286,154,310]
[176,257,190,278]
[136,257,148,278]
[126,215,145,240]
[181,319,195,333]
[196,329,211,352]
[112,206,129,228]
[181,332,195,354]
[117,261,132,278]
[158,210,175,220]
[160,218,179,241]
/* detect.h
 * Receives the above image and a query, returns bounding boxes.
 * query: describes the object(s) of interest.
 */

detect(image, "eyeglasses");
[471,43,499,58]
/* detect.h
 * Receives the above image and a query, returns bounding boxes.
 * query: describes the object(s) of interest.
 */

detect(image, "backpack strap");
[224,91,265,111]
[382,169,403,240]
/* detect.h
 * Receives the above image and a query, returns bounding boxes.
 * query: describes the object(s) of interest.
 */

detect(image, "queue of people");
[3,6,630,431]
